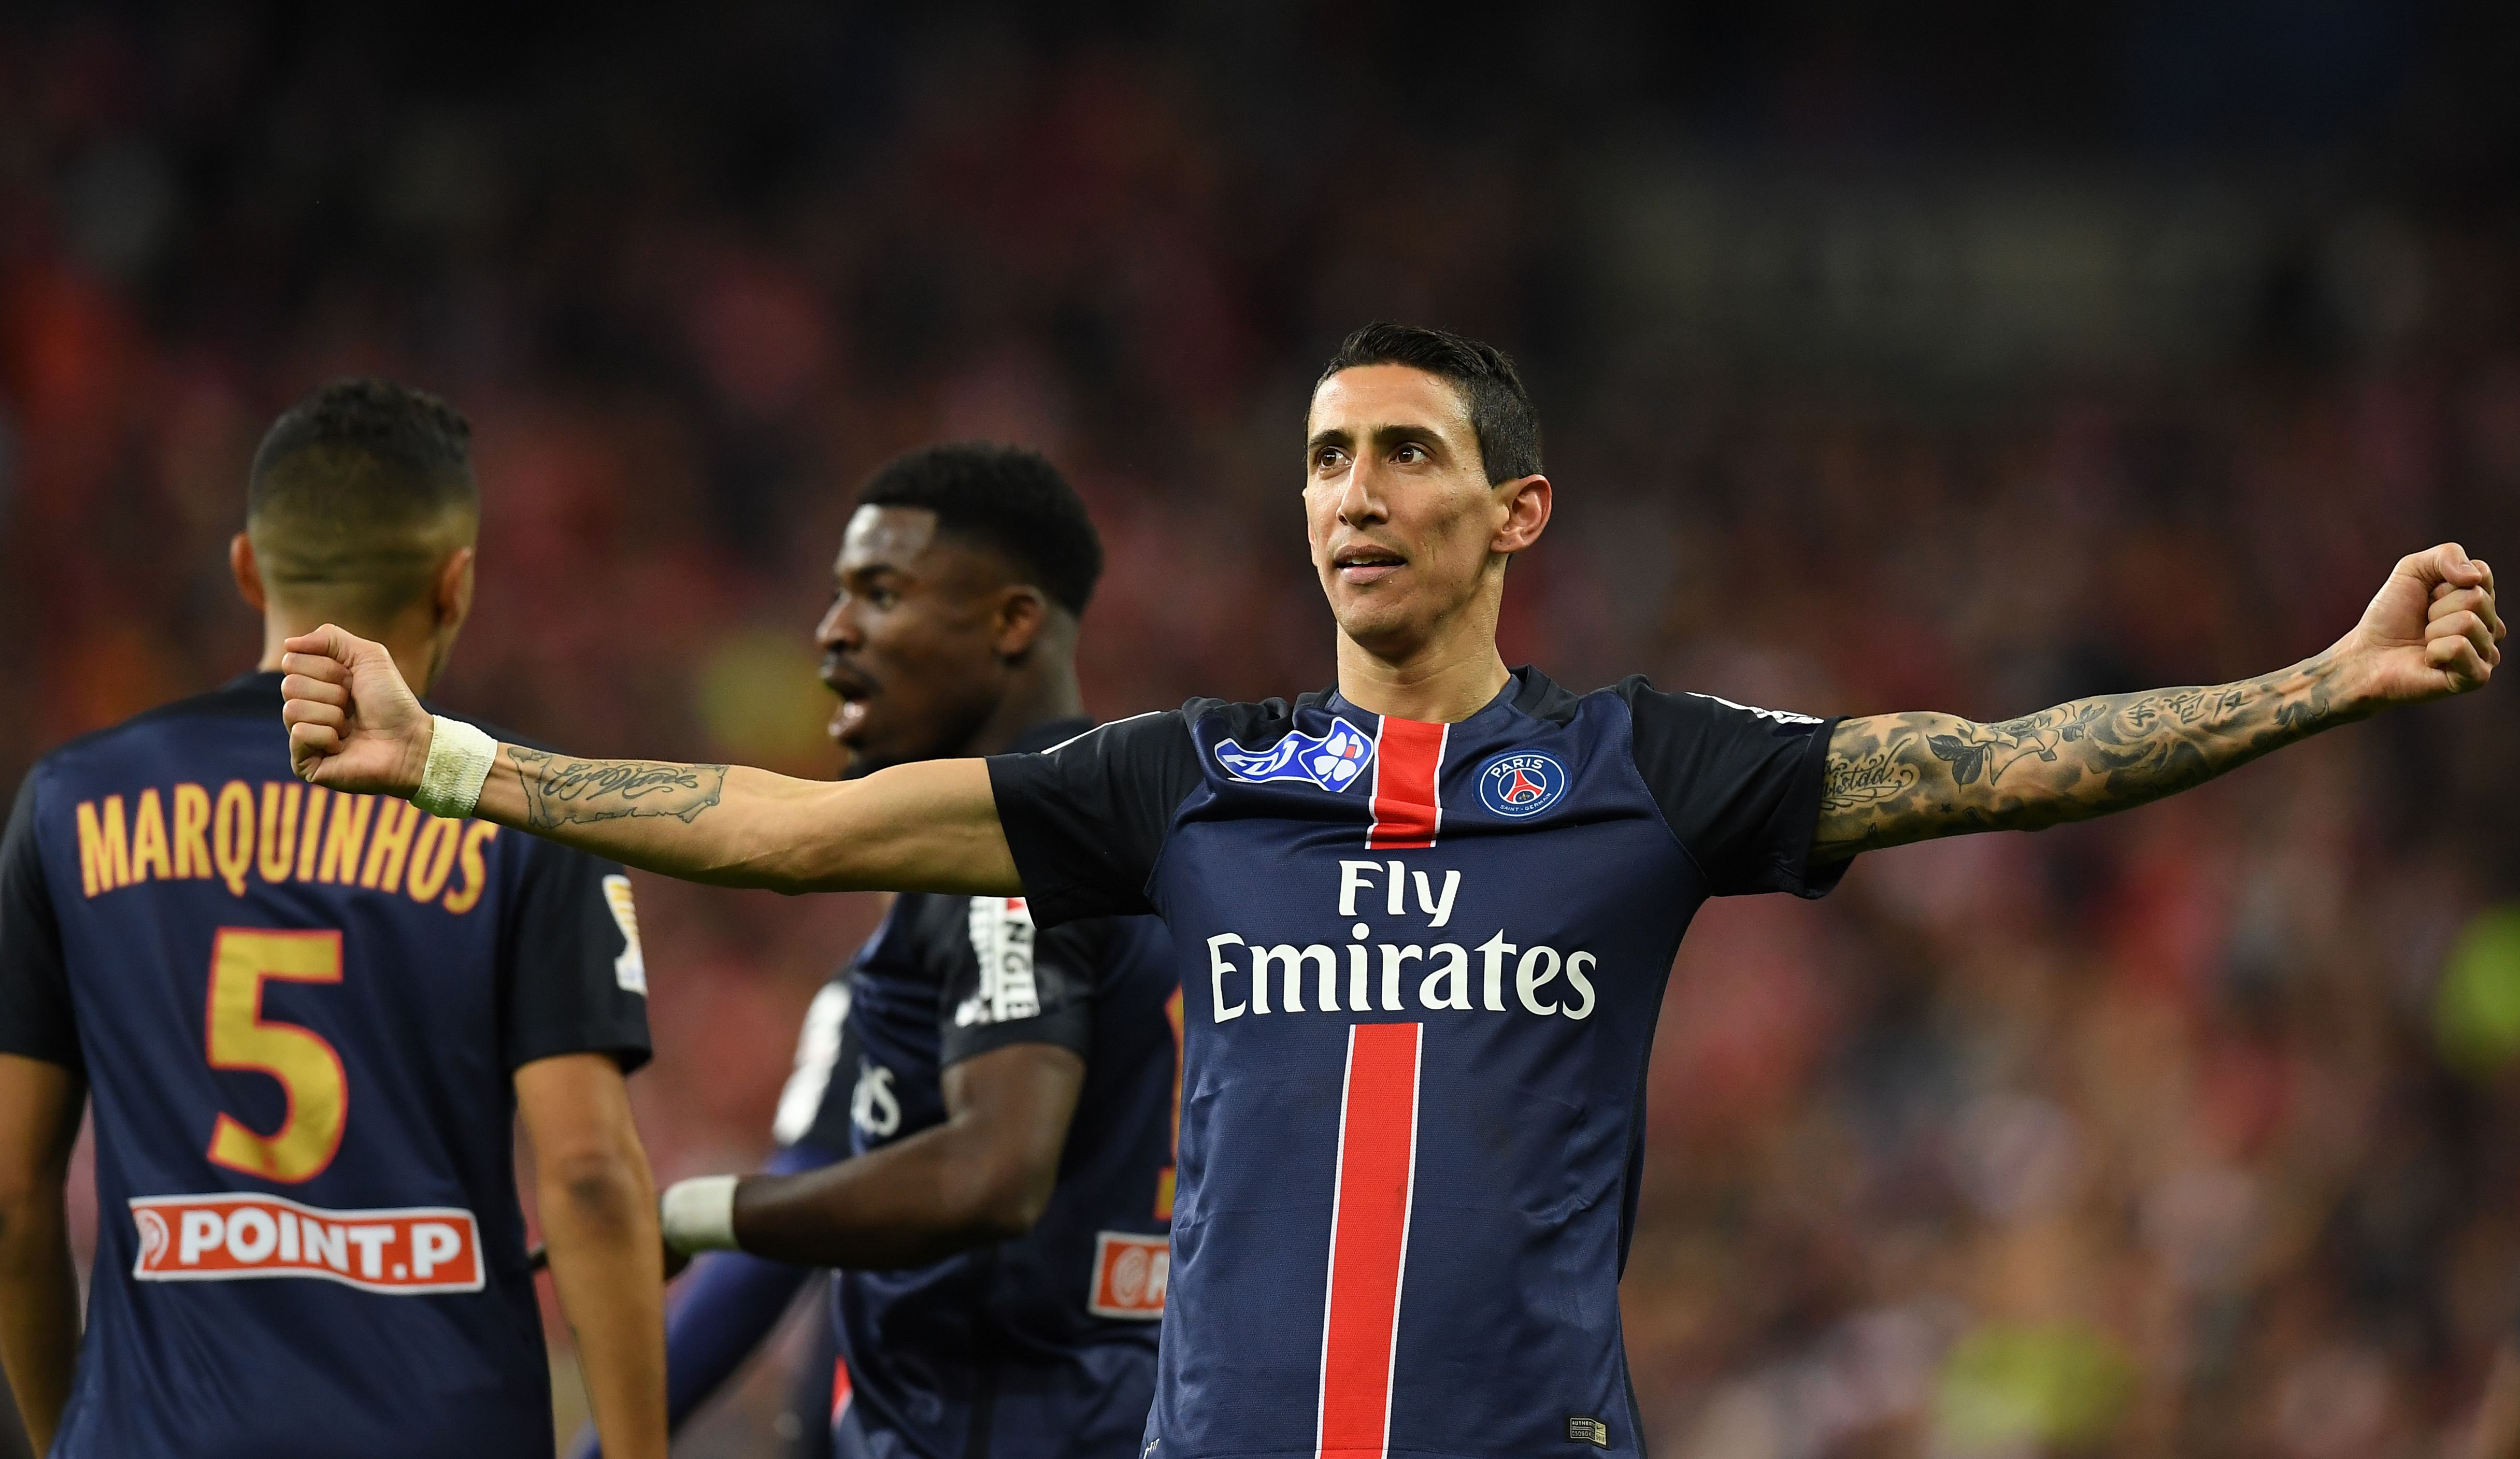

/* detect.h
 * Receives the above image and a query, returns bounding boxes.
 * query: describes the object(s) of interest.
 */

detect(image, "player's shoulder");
[46,674,277,757]
[1599,674,1829,736]
[21,675,279,794]
[1188,691,1314,748]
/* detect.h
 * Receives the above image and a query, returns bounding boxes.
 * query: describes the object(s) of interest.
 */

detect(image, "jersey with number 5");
[0,673,652,1459]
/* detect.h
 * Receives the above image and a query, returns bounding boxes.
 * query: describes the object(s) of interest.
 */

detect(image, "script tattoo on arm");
[1812,657,2350,863]
[506,747,730,831]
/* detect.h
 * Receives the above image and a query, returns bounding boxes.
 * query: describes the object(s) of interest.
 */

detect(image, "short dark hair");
[246,378,479,618]
[249,377,476,524]
[1317,322,1542,483]
[856,443,1104,616]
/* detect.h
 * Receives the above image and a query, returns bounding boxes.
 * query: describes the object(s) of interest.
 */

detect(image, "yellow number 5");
[205,928,348,1183]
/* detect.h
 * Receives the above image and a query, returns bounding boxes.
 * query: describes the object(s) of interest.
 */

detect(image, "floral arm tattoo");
[1813,656,2351,863]
[506,747,729,829]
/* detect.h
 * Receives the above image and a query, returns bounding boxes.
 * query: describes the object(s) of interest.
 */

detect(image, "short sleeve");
[1619,678,1846,899]
[500,839,654,1074]
[985,707,1208,926]
[938,896,1096,1067]
[0,769,80,1072]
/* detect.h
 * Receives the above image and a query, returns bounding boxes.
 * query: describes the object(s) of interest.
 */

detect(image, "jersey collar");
[1321,665,1570,731]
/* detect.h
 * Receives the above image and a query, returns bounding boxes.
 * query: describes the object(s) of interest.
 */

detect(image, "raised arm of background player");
[276,543,2499,893]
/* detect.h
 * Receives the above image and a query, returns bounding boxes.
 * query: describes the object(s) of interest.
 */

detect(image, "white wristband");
[412,715,496,821]
[660,1175,741,1255]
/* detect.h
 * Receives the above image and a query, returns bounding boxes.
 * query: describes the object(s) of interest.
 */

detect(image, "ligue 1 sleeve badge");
[1476,748,1569,818]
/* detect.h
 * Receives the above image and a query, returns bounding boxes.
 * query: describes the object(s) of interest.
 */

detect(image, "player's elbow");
[955,1149,1059,1243]
[0,1171,63,1255]
[541,1146,655,1237]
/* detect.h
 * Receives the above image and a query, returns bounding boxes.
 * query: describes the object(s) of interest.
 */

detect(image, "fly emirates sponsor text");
[1203,862,1598,1023]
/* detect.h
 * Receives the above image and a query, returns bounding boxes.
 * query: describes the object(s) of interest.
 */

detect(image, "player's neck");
[956,662,1087,758]
[256,612,446,698]
[1335,633,1513,725]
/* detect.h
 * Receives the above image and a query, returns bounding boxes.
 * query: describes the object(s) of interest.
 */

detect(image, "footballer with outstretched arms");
[0,381,666,1459]
[569,445,1179,1459]
[280,324,2503,1459]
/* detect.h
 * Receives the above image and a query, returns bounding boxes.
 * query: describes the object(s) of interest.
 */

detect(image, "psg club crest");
[1476,749,1569,819]
[1214,717,1374,792]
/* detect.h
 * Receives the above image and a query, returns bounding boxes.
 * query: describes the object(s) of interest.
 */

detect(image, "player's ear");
[992,584,1051,660]
[434,546,477,634]
[231,533,267,612]
[1493,474,1551,556]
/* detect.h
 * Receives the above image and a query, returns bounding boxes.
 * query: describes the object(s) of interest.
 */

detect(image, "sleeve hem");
[1776,715,1853,899]
[985,753,1143,927]
[940,1007,1094,1067]
[507,1039,653,1077]
[0,1042,83,1075]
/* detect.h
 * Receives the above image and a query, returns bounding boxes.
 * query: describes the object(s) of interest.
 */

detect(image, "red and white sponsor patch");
[130,1193,484,1295]
[1086,1230,1169,1320]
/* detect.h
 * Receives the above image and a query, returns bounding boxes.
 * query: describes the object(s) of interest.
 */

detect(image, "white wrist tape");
[660,1175,741,1255]
[412,715,496,821]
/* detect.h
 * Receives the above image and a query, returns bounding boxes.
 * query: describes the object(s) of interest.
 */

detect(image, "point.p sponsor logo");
[130,1193,483,1294]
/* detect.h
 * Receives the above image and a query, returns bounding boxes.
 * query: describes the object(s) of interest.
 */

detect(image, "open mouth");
[1333,544,1408,583]
[820,661,877,741]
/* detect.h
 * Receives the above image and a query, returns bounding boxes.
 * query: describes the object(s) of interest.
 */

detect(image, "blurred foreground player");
[0,381,666,1458]
[282,325,2504,1459]
[575,445,1178,1459]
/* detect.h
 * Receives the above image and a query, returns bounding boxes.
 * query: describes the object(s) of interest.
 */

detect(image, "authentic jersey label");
[1213,717,1373,791]
[1567,1416,1612,1447]
[1476,749,1569,818]
[130,1193,484,1294]
[1086,1230,1169,1320]
[956,896,1040,1025]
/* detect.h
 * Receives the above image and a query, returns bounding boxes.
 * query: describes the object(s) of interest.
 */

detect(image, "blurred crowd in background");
[7,5,2520,1456]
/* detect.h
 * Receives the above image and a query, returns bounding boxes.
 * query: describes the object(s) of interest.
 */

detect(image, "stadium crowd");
[5,6,2520,1456]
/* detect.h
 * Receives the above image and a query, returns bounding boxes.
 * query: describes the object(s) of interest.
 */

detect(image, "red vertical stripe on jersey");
[1315,1022,1424,1459]
[831,1356,853,1427]
[1366,719,1446,850]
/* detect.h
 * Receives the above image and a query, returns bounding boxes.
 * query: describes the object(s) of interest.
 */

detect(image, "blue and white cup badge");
[1215,717,1375,792]
[1476,749,1569,818]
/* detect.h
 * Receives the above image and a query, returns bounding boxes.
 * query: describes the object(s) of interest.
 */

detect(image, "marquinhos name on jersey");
[62,778,497,912]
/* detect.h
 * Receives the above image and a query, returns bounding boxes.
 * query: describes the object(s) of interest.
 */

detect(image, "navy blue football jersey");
[770,720,1181,1459]
[986,669,1845,1459]
[0,673,651,1459]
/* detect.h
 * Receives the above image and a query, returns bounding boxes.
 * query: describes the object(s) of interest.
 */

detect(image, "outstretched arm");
[1815,543,2502,862]
[277,627,1017,896]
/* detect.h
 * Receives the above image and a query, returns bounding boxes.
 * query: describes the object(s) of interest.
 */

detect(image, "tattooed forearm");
[1813,654,2355,862]
[506,747,729,830]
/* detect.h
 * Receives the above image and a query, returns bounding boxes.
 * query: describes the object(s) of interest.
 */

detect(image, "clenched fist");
[2330,543,2503,709]
[279,625,435,795]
